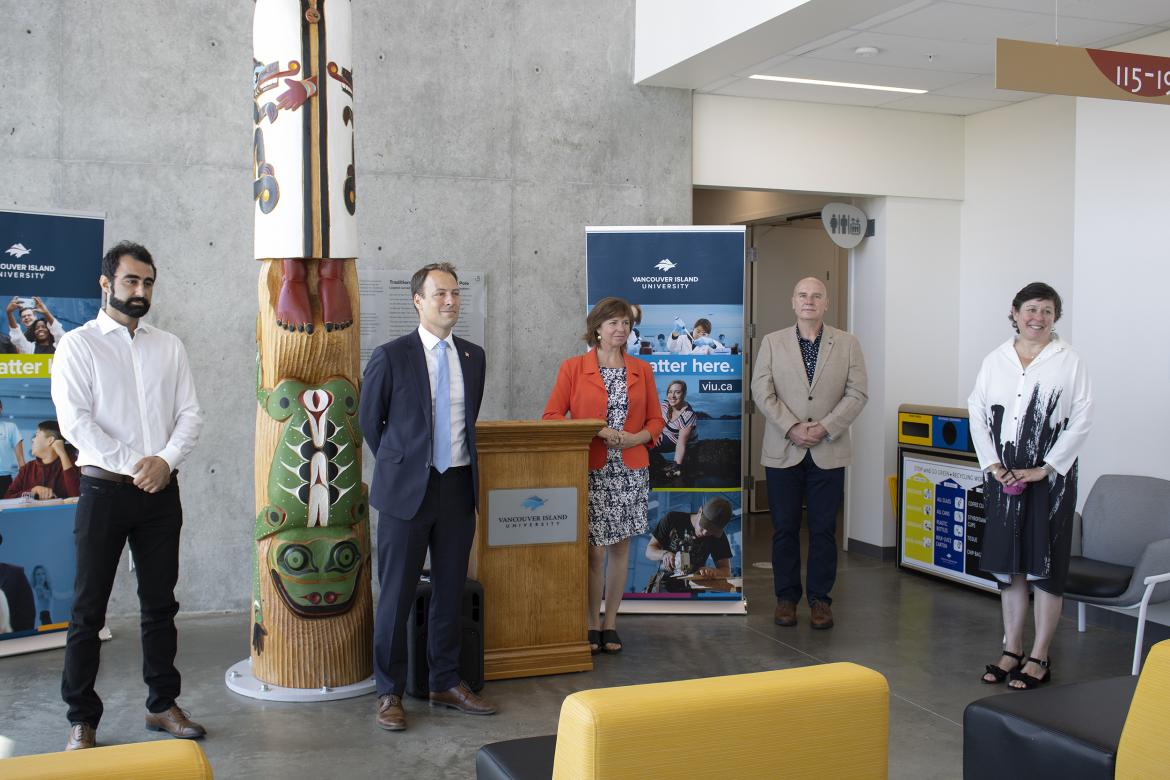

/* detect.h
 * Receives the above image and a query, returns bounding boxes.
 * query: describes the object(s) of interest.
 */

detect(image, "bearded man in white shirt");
[51,241,204,751]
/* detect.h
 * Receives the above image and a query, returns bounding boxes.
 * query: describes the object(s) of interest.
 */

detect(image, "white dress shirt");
[417,324,469,468]
[968,336,1092,476]
[51,308,203,476]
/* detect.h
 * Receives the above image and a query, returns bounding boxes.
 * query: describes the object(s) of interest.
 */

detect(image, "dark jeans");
[766,451,845,606]
[374,465,475,697]
[61,475,183,727]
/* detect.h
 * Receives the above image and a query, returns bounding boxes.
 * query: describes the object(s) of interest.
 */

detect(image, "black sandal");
[587,630,602,656]
[1009,657,1051,689]
[601,629,623,654]
[982,650,1025,683]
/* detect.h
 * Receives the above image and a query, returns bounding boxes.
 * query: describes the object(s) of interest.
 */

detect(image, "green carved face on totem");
[255,376,367,539]
[252,373,370,650]
[266,526,364,618]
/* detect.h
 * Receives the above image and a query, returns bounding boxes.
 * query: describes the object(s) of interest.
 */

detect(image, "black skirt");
[979,461,1077,595]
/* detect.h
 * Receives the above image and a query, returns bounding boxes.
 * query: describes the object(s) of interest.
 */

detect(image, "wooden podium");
[471,419,602,680]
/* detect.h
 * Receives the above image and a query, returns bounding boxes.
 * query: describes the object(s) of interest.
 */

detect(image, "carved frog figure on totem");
[252,375,369,652]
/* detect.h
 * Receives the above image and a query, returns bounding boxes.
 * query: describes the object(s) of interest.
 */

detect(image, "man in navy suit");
[359,262,495,732]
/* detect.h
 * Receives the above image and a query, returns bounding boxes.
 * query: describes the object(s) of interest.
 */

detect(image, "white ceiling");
[638,0,1170,115]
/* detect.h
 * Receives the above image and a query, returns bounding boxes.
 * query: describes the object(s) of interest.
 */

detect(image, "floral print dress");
[587,367,650,546]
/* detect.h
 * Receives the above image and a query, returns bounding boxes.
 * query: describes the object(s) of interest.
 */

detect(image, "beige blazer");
[751,324,868,469]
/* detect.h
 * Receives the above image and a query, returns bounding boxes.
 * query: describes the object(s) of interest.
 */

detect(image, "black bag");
[405,577,485,698]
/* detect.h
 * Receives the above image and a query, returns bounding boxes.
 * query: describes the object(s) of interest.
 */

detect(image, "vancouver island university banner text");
[586,226,746,615]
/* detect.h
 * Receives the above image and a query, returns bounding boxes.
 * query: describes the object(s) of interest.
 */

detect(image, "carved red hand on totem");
[275,76,317,111]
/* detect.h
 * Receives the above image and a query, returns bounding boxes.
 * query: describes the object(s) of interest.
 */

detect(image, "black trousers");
[374,465,475,697]
[766,451,845,606]
[61,475,183,727]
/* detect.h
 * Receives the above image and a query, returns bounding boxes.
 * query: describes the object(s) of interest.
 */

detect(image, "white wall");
[848,197,889,549]
[1071,97,1170,493]
[958,95,1077,396]
[847,197,962,548]
[694,94,965,200]
[634,1,804,83]
[695,29,1170,548]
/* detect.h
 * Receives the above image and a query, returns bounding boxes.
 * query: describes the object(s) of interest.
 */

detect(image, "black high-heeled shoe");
[981,650,1025,683]
[1009,656,1051,689]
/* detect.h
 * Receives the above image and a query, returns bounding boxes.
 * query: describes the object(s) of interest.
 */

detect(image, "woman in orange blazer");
[543,297,664,655]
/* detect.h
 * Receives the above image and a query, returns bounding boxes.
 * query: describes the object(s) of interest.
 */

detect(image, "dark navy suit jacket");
[359,329,486,520]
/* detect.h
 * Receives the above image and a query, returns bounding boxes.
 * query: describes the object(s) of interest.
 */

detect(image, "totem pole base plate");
[224,658,375,702]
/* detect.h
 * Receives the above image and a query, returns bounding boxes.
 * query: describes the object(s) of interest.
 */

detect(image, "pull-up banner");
[586,226,746,615]
[0,208,103,656]
[996,38,1170,105]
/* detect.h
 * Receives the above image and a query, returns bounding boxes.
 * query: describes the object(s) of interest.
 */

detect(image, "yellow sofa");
[1116,639,1170,778]
[1,739,212,780]
[477,662,890,780]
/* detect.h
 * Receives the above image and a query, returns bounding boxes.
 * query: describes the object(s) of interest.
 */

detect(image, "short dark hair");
[102,241,157,281]
[693,318,712,334]
[37,420,62,439]
[1009,282,1062,332]
[410,262,459,298]
[583,297,634,347]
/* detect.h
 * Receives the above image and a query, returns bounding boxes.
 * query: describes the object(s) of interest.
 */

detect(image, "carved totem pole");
[251,0,372,689]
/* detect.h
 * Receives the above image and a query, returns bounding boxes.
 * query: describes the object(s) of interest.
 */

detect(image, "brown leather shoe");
[145,705,206,739]
[376,694,407,731]
[810,600,834,629]
[774,600,797,627]
[429,681,497,715]
[65,723,96,751]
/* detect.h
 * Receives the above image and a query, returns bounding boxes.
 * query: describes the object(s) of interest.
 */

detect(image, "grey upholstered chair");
[1064,474,1170,673]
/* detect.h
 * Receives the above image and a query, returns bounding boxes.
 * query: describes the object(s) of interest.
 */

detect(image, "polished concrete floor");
[0,514,1144,779]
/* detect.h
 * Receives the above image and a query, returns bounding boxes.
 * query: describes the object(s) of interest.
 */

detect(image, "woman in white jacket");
[968,282,1092,690]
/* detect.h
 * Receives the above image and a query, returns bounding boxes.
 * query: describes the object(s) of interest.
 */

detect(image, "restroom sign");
[821,203,867,249]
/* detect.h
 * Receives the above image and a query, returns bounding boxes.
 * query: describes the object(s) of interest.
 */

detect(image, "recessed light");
[748,74,927,94]
[854,46,880,57]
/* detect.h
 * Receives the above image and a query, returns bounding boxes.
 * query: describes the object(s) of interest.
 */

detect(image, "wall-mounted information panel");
[896,405,997,594]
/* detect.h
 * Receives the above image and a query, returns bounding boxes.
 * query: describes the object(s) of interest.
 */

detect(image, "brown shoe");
[774,600,797,627]
[145,705,206,739]
[65,723,96,751]
[429,681,497,715]
[376,694,407,731]
[810,600,834,629]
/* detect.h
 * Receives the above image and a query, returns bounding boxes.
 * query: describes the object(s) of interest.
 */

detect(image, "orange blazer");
[542,350,665,471]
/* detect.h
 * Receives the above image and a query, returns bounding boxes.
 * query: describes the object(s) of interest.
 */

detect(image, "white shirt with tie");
[51,308,203,476]
[416,324,469,468]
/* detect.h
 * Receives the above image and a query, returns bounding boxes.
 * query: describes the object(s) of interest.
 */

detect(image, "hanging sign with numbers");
[996,38,1170,105]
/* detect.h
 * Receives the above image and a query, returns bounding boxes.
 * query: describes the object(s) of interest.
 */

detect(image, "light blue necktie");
[433,340,451,472]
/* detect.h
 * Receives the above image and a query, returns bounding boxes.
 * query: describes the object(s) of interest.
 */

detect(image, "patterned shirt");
[796,325,823,385]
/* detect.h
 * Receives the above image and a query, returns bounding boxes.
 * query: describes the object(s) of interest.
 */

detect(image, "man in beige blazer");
[751,277,867,629]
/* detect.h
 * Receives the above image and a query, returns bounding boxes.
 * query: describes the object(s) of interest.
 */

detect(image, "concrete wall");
[0,1,692,614]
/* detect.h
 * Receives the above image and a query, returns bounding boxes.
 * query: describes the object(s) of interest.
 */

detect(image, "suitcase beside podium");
[405,577,485,698]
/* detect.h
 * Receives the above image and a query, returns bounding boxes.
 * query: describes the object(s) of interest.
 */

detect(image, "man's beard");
[108,292,151,318]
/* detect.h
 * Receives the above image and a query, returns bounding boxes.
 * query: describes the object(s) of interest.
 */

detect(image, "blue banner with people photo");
[0,209,103,650]
[586,227,746,613]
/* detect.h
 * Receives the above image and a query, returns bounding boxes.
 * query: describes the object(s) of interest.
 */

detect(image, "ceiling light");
[749,74,927,94]
[854,46,880,57]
